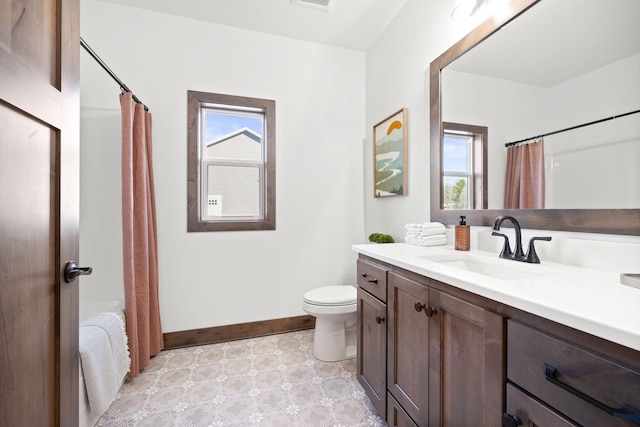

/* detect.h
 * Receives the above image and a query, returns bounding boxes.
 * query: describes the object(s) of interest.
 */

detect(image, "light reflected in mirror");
[441,0,640,210]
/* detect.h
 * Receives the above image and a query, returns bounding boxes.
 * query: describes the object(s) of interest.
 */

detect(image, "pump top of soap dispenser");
[459,215,466,226]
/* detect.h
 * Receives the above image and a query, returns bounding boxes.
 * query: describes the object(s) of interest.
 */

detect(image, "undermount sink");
[417,253,561,280]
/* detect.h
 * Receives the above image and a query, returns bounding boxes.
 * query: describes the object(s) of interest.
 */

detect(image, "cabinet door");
[505,383,578,427]
[387,272,431,426]
[388,392,419,427]
[357,288,387,418]
[429,290,504,427]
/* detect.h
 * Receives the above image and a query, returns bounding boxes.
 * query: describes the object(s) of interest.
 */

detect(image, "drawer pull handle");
[360,273,378,283]
[375,315,385,324]
[544,364,640,424]
[414,302,437,317]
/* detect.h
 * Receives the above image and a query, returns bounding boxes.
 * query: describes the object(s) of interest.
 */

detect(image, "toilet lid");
[303,285,356,306]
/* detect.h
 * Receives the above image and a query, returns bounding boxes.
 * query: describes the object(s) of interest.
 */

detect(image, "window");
[187,91,276,231]
[441,122,487,210]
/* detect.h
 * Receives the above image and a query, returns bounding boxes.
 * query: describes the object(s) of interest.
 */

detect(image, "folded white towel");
[405,234,448,247]
[404,222,446,235]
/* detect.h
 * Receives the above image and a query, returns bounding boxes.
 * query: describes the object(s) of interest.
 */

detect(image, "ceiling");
[96,0,409,51]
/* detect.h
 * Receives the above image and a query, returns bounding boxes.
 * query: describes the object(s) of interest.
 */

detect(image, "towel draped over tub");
[79,312,130,418]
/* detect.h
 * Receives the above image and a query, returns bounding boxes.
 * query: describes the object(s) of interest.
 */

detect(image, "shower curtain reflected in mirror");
[504,138,545,209]
[120,92,163,378]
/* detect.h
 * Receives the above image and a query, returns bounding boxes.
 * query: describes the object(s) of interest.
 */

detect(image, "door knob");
[64,261,93,283]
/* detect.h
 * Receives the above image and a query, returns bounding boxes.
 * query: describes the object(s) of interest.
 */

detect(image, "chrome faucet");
[492,216,551,263]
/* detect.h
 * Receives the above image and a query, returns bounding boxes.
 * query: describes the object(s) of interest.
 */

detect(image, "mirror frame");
[430,0,640,235]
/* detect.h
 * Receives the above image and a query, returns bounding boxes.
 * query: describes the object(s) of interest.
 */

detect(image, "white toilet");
[302,285,358,362]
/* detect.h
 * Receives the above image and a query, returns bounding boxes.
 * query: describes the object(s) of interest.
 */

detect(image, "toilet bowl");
[302,285,357,362]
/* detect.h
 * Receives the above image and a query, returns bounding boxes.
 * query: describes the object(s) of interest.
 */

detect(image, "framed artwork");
[373,108,408,197]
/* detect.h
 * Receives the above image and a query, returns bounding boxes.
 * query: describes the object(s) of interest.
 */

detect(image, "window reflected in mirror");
[442,122,487,210]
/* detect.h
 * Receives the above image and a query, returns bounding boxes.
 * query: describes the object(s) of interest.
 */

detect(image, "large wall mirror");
[430,0,640,235]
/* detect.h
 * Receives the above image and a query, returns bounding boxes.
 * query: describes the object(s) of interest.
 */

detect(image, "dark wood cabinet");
[355,253,640,427]
[356,259,389,418]
[384,270,503,426]
[505,383,578,427]
[388,392,419,427]
[357,287,387,418]
[428,290,504,427]
[507,320,640,427]
[387,272,431,426]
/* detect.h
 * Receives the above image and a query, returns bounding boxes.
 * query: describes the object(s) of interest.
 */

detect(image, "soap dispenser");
[455,215,470,251]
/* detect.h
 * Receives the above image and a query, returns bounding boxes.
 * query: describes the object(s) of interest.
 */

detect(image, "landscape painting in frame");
[373,108,407,197]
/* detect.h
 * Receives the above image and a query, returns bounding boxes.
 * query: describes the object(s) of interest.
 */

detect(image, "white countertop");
[352,243,640,352]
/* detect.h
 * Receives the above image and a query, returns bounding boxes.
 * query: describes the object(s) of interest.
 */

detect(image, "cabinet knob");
[414,302,437,317]
[375,316,385,324]
[502,413,522,427]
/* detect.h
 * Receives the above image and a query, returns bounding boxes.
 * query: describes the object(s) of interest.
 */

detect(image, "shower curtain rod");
[80,37,148,111]
[504,108,640,147]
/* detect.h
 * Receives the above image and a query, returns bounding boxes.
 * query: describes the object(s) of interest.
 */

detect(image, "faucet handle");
[492,232,513,259]
[525,236,552,264]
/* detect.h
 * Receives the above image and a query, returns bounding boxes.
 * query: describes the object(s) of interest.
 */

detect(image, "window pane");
[443,176,469,210]
[207,165,261,217]
[443,135,470,173]
[204,110,263,161]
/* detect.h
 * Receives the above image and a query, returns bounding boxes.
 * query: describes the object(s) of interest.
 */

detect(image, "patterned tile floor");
[96,329,387,426]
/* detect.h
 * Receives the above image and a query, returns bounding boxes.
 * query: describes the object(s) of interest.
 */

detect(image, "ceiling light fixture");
[451,0,489,22]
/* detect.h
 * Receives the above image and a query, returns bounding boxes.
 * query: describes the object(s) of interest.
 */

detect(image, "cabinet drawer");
[357,259,388,302]
[505,383,577,427]
[508,320,640,427]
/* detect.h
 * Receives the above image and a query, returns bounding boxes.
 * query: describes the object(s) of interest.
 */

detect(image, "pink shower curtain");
[504,138,545,209]
[120,92,163,378]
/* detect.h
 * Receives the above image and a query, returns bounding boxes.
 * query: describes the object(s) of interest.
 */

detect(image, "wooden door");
[428,290,504,427]
[357,287,387,418]
[387,272,431,426]
[0,0,80,426]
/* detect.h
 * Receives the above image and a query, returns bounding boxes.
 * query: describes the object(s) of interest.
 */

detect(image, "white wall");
[80,0,366,332]
[364,0,487,240]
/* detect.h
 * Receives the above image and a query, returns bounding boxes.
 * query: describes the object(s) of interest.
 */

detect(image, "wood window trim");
[187,90,276,232]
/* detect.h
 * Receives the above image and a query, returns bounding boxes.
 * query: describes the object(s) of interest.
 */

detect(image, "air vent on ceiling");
[290,0,336,12]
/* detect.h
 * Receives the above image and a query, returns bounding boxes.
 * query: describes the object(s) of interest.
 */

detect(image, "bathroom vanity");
[353,243,640,427]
